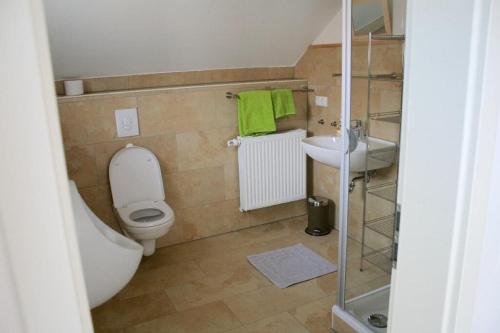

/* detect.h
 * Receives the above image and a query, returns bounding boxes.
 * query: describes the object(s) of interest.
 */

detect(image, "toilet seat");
[116,200,174,229]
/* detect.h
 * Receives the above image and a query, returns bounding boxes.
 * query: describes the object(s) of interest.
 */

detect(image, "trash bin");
[305,196,333,236]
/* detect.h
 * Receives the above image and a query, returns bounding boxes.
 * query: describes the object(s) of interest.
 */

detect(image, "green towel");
[237,90,276,136]
[272,89,296,119]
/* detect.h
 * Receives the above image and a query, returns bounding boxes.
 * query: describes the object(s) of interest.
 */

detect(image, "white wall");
[43,0,340,79]
[313,9,343,45]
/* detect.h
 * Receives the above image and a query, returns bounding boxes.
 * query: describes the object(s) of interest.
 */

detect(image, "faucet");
[351,119,364,140]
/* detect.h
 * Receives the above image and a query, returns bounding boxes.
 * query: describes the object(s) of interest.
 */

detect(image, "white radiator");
[235,129,307,211]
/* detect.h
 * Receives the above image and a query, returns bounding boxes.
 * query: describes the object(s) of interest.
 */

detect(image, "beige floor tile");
[94,328,126,333]
[289,296,336,333]
[92,291,177,331]
[116,260,206,300]
[345,274,391,300]
[124,301,242,333]
[223,281,327,324]
[93,216,391,333]
[165,265,271,311]
[344,258,387,292]
[227,312,310,333]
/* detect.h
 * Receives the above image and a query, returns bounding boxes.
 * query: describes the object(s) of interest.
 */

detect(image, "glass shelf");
[366,215,395,239]
[352,73,403,82]
[363,246,394,273]
[367,184,397,203]
[371,34,406,41]
[369,111,402,124]
[367,147,397,164]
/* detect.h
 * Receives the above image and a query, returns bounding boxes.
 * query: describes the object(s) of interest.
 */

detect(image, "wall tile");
[224,163,239,200]
[164,166,225,210]
[58,97,137,146]
[176,127,238,171]
[84,76,130,93]
[138,91,217,136]
[176,199,248,243]
[246,200,307,227]
[59,76,309,248]
[295,47,341,86]
[65,145,97,187]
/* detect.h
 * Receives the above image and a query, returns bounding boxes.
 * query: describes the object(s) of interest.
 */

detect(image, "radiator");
[235,129,307,211]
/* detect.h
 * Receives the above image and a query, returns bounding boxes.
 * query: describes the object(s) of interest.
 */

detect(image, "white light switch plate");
[115,108,139,138]
[315,96,328,107]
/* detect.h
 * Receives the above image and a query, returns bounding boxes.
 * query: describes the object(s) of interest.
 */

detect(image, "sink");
[301,135,396,172]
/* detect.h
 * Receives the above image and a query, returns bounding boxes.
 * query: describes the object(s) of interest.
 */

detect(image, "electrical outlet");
[315,96,328,107]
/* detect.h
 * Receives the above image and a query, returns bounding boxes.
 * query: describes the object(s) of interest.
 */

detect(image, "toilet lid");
[109,144,165,208]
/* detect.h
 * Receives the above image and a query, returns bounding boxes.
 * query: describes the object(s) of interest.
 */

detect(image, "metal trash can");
[305,196,333,236]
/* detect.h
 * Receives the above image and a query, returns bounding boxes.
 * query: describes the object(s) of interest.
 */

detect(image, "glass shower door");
[336,0,406,331]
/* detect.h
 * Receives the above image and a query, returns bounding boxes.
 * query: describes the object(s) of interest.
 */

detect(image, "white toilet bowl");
[109,144,175,256]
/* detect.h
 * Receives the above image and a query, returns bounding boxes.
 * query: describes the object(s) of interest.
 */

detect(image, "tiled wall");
[55,67,294,95]
[58,75,308,248]
[295,42,403,244]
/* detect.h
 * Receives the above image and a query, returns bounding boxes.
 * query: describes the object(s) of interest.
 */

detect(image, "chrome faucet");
[351,119,364,140]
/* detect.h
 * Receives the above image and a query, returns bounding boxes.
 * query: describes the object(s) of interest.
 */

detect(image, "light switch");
[115,108,139,138]
[315,96,328,107]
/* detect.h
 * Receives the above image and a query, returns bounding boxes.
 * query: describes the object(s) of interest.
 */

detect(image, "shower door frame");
[336,0,352,310]
[332,1,375,330]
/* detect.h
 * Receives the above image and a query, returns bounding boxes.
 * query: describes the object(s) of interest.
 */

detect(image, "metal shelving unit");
[360,33,405,273]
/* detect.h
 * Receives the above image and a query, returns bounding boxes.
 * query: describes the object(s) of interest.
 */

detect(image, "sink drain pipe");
[349,172,372,192]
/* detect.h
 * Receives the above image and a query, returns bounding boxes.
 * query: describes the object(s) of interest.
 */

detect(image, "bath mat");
[247,243,337,288]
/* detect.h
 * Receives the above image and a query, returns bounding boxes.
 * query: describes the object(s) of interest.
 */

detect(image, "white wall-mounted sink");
[301,135,396,172]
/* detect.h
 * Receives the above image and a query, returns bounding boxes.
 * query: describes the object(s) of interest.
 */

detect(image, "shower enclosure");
[333,0,406,331]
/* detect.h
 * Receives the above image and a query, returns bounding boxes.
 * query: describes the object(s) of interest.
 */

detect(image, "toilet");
[109,143,175,256]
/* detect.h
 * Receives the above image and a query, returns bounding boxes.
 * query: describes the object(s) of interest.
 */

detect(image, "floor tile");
[289,296,336,333]
[92,216,389,333]
[92,291,177,331]
[116,260,206,300]
[165,265,271,311]
[223,281,327,324]
[227,312,310,333]
[124,301,242,333]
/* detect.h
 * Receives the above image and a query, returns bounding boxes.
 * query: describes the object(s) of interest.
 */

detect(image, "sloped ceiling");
[43,0,341,79]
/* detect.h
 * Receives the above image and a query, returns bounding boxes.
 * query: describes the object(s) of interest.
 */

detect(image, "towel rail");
[225,86,314,99]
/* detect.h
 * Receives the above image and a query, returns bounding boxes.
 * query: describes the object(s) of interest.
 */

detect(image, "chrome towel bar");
[225,86,314,99]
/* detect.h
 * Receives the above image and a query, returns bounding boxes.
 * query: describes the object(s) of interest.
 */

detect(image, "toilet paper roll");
[64,79,84,96]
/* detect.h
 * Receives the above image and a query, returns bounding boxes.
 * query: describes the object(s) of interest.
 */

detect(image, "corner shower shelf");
[360,32,404,273]
[364,247,394,273]
[367,147,398,167]
[365,215,395,239]
[367,184,397,203]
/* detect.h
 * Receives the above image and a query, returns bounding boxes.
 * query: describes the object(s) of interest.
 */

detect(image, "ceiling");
[43,0,340,79]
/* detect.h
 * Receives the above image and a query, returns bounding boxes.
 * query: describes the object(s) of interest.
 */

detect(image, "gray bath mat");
[247,243,337,288]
